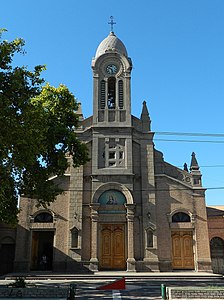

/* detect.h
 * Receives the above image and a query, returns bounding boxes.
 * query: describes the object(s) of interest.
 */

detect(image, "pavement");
[0,271,223,299]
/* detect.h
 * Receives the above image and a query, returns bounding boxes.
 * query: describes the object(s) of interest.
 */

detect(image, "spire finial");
[108,16,116,32]
[141,100,151,132]
[190,152,199,170]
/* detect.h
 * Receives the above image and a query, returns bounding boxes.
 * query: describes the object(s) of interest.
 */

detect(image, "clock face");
[106,64,118,74]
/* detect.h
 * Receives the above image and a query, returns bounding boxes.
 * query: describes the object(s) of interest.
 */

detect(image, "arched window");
[100,80,106,109]
[71,227,79,248]
[118,80,123,109]
[108,77,116,109]
[34,212,53,223]
[210,237,224,258]
[146,229,153,248]
[172,212,190,223]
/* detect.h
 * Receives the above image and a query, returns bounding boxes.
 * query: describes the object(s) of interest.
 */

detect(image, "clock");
[106,64,118,74]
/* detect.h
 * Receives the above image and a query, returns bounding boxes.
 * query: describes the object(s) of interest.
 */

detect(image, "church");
[11,29,213,273]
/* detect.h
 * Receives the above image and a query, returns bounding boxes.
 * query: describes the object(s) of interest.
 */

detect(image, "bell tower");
[91,31,132,126]
[91,25,133,175]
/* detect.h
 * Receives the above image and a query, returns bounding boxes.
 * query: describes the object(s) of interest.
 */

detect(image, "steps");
[3,271,222,281]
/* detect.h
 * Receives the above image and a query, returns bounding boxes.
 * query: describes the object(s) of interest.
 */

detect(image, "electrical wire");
[53,187,224,192]
[154,138,224,143]
[155,131,224,137]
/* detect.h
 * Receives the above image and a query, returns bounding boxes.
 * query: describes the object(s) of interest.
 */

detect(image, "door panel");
[172,235,182,267]
[113,226,125,269]
[100,224,125,270]
[101,228,112,268]
[172,231,194,269]
[31,232,39,270]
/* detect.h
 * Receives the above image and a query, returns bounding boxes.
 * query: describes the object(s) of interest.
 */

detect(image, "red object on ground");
[97,277,126,290]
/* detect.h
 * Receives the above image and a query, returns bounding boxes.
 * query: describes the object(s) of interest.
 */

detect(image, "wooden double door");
[172,231,194,269]
[100,224,126,270]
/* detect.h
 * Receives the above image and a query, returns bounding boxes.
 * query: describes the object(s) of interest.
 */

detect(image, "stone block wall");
[168,287,224,299]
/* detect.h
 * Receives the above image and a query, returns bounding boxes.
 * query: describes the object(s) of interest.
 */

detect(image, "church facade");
[13,31,212,273]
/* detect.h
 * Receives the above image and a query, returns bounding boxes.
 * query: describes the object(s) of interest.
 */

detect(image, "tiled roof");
[207,206,224,217]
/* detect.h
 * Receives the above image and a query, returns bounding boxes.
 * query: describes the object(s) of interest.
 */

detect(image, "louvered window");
[118,80,123,109]
[100,80,106,109]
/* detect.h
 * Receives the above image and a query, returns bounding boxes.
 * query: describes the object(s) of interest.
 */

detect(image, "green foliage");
[0,30,89,225]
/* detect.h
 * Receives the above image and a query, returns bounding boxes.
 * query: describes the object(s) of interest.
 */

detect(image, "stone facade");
[3,31,214,273]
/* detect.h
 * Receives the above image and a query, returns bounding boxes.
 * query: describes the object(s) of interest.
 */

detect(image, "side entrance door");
[31,231,54,270]
[172,231,194,269]
[100,224,126,270]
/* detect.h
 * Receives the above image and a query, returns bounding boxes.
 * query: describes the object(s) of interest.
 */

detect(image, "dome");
[95,32,128,58]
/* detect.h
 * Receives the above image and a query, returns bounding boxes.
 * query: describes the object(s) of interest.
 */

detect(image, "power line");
[55,186,224,192]
[200,165,224,168]
[154,131,224,143]
[154,138,224,143]
[155,131,224,137]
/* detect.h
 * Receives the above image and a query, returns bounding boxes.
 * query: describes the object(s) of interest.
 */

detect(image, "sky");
[1,0,224,205]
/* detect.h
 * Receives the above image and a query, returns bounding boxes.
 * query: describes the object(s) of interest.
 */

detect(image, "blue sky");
[1,0,224,205]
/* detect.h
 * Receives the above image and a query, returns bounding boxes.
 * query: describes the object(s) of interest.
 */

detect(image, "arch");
[34,212,53,223]
[172,212,191,223]
[93,52,131,74]
[92,182,133,204]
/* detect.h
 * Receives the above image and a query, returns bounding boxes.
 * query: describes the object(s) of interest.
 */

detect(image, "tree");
[0,29,89,225]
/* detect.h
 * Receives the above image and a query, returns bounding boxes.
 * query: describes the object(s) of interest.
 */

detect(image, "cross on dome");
[108,16,116,32]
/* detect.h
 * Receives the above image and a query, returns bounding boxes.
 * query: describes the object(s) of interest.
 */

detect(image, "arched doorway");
[98,190,126,270]
[210,237,224,274]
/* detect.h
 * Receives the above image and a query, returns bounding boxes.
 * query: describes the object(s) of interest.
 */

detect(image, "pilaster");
[125,204,136,271]
[89,203,100,271]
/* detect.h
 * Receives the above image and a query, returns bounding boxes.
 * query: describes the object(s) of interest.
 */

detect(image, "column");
[89,203,100,272]
[125,204,136,272]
